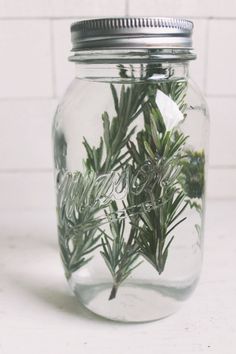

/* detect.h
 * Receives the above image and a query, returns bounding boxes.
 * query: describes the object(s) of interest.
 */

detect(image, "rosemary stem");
[108,225,138,300]
[109,284,118,300]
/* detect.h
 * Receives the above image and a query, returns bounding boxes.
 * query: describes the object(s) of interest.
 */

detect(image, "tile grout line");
[0,169,53,173]
[0,96,57,101]
[209,165,236,170]
[0,16,236,20]
[206,94,236,98]
[0,15,132,20]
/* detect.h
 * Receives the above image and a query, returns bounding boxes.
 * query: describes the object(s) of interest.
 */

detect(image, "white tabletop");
[0,200,236,354]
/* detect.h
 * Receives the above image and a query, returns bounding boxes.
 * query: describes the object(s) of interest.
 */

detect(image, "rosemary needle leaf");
[57,74,203,299]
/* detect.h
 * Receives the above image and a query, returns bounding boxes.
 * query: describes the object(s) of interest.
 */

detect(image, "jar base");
[70,280,196,323]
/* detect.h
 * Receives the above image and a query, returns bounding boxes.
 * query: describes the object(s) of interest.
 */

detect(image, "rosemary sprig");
[83,83,147,173]
[56,68,204,301]
[82,83,149,298]
[127,89,189,274]
[100,80,190,298]
[100,201,141,300]
[57,82,148,278]
[57,171,113,278]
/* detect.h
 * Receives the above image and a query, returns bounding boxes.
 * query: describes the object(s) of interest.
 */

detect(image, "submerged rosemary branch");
[83,83,147,173]
[101,80,190,299]
[58,82,148,279]
[57,67,204,300]
[100,201,141,300]
[127,108,189,273]
[82,82,150,299]
[57,171,108,278]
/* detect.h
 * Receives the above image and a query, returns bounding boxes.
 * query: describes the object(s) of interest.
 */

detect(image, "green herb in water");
[57,71,204,301]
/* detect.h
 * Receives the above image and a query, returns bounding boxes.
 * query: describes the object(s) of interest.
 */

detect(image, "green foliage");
[127,89,189,274]
[57,171,111,277]
[57,83,148,279]
[56,70,205,300]
[83,83,147,173]
[179,150,205,199]
[100,201,141,300]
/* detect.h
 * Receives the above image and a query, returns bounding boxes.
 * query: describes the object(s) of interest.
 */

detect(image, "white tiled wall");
[0,20,53,98]
[0,100,56,169]
[128,0,236,18]
[206,19,236,95]
[0,0,236,209]
[52,19,76,97]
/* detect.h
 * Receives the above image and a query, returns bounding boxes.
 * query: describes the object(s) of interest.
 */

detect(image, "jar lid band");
[71,17,194,51]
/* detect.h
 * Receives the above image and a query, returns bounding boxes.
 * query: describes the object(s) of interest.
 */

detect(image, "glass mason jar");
[52,17,209,322]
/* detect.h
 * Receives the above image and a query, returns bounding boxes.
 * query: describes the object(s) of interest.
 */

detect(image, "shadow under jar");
[52,17,209,322]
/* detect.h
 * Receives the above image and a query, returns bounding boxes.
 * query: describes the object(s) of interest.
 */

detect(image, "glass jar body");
[52,54,209,322]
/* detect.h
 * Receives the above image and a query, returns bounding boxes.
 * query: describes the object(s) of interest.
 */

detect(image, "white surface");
[0,0,126,18]
[207,169,236,199]
[208,97,236,167]
[206,20,236,96]
[52,19,76,97]
[0,172,55,209]
[0,99,56,169]
[51,0,126,17]
[0,0,52,18]
[0,200,236,354]
[0,20,53,98]
[189,19,208,92]
[128,0,236,17]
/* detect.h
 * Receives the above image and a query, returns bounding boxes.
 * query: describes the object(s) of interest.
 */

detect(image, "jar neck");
[74,62,189,82]
[71,49,194,81]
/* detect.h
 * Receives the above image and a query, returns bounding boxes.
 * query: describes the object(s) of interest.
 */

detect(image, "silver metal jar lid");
[71,17,194,51]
